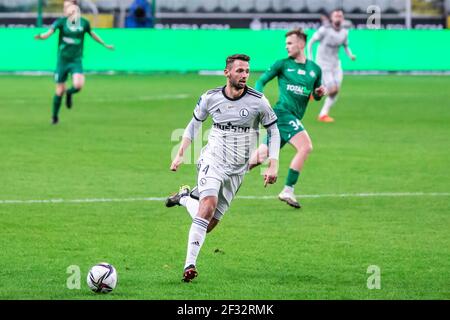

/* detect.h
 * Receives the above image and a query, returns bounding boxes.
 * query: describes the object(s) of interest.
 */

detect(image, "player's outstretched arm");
[344,45,356,61]
[171,137,192,171]
[307,31,323,60]
[263,123,280,187]
[255,60,282,92]
[170,117,202,171]
[306,37,317,60]
[34,28,55,40]
[89,31,115,50]
[307,27,326,60]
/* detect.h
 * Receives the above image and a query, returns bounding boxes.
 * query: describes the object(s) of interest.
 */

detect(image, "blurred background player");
[307,9,356,123]
[166,54,280,282]
[250,29,326,209]
[34,2,114,124]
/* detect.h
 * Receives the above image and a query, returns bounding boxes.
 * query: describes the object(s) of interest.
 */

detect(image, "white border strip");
[1,192,448,205]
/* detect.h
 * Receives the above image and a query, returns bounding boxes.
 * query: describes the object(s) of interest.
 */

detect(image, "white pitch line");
[0,192,449,205]
[5,94,190,104]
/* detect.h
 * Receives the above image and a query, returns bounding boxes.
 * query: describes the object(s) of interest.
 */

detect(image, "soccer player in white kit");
[167,54,281,282]
[307,9,356,123]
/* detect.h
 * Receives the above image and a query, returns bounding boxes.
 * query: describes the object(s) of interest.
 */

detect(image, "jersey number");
[200,164,209,175]
[289,119,301,130]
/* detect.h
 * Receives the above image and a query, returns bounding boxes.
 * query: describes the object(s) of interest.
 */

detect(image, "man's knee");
[297,139,313,155]
[325,83,338,95]
[301,143,313,155]
[73,81,84,90]
[198,196,217,220]
[328,87,339,97]
[73,75,85,90]
[56,85,65,96]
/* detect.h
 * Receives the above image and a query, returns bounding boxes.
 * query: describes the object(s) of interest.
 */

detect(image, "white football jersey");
[313,25,349,69]
[194,86,277,175]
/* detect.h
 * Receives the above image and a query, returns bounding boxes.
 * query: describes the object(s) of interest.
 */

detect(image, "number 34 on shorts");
[274,117,305,147]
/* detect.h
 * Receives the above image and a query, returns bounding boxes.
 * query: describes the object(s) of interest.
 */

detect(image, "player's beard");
[231,78,246,90]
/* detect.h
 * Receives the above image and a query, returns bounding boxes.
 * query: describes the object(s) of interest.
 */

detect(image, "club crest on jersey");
[239,108,249,118]
[297,69,306,75]
[309,71,316,78]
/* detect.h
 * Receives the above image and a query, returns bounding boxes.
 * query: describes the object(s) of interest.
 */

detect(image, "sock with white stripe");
[180,196,199,220]
[184,217,208,269]
[319,95,337,117]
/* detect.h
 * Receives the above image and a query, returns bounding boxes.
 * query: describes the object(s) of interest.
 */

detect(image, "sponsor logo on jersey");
[62,37,81,45]
[287,68,295,72]
[239,108,249,118]
[286,84,311,96]
[214,122,250,133]
[297,69,306,75]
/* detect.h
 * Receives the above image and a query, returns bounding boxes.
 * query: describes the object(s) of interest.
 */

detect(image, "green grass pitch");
[0,74,449,299]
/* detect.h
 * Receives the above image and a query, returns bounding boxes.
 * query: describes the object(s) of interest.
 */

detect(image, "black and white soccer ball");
[87,262,117,293]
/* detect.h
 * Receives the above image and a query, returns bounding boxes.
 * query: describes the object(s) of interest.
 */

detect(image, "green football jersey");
[255,57,322,120]
[51,17,92,61]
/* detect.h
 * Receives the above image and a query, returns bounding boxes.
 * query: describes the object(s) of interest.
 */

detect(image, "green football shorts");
[54,59,83,83]
[265,108,305,148]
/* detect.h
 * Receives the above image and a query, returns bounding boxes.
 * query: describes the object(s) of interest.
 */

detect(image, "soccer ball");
[87,262,117,293]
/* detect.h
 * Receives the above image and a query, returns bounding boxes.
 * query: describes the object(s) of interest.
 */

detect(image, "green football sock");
[285,168,300,187]
[52,95,63,117]
[67,87,80,95]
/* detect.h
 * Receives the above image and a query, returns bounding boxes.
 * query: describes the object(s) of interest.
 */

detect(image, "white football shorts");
[196,157,244,220]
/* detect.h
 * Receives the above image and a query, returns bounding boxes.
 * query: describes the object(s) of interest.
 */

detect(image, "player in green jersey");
[249,29,326,208]
[34,3,114,124]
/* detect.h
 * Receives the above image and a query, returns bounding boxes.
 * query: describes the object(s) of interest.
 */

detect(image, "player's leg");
[166,185,219,231]
[279,129,312,209]
[66,72,84,109]
[211,173,243,225]
[318,67,343,122]
[66,59,84,109]
[183,194,218,282]
[207,217,220,233]
[182,162,223,282]
[166,185,193,210]
[52,82,67,124]
[52,62,70,124]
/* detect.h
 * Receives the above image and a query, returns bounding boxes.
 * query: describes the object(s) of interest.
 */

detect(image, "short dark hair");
[329,8,344,17]
[285,29,307,42]
[226,54,250,69]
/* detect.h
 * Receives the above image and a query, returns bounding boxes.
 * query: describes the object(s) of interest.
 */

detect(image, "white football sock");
[184,217,208,268]
[319,95,338,117]
[179,196,199,220]
[283,186,294,194]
